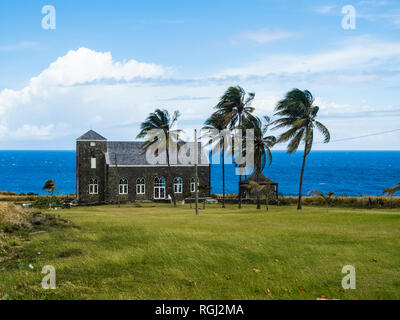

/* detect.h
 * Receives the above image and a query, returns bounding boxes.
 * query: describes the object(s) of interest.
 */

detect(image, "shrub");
[32,196,63,209]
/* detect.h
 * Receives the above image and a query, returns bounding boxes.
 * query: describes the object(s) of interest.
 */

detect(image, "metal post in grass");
[194,129,199,215]
[114,154,120,208]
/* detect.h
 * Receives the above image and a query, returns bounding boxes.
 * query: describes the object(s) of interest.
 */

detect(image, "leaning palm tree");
[137,109,182,207]
[243,115,276,209]
[215,86,255,208]
[203,112,230,208]
[271,89,330,210]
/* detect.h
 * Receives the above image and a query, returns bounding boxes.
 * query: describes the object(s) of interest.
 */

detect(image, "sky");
[0,0,399,150]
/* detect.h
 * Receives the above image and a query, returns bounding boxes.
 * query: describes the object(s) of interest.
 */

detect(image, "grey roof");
[107,141,207,166]
[77,130,107,141]
[108,141,146,165]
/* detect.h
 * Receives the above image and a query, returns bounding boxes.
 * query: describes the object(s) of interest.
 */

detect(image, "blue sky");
[0,0,399,150]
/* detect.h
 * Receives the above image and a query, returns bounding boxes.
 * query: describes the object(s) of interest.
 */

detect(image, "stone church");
[76,130,210,204]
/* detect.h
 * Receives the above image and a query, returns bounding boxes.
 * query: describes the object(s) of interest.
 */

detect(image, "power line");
[317,128,400,144]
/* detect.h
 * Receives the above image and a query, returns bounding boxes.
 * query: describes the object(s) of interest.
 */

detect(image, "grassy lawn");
[1,203,399,300]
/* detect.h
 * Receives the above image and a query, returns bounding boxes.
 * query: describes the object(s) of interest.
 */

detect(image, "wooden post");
[194,129,199,215]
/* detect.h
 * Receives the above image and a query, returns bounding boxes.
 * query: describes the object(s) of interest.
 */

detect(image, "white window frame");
[90,142,96,147]
[89,178,98,194]
[174,177,183,193]
[91,157,96,169]
[136,178,145,194]
[154,176,165,199]
[190,177,198,193]
[119,178,128,194]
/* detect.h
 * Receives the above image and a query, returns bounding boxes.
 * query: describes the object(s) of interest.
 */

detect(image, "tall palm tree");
[271,89,330,210]
[244,115,276,209]
[137,109,181,207]
[203,112,230,208]
[215,86,255,208]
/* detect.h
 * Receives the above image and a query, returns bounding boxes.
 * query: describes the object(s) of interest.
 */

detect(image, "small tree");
[42,180,59,196]
[383,187,397,209]
[308,190,334,212]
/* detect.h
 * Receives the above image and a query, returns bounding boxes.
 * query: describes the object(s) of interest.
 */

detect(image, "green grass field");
[1,203,399,300]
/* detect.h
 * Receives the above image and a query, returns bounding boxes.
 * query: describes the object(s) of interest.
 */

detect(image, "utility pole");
[194,129,199,215]
[114,154,120,208]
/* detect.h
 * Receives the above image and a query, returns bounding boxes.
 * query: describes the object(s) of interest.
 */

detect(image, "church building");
[76,130,210,204]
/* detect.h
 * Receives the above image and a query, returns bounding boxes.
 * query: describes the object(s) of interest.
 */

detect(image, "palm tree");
[137,109,182,207]
[244,115,276,173]
[271,89,330,210]
[243,115,276,209]
[215,86,255,208]
[308,190,335,212]
[203,112,230,208]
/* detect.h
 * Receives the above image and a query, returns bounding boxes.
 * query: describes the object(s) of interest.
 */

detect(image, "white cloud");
[0,41,39,51]
[0,48,168,143]
[216,36,400,80]
[0,45,399,150]
[313,5,336,14]
[231,29,295,44]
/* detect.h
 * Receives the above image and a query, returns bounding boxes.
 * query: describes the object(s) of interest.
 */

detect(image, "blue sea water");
[0,150,399,196]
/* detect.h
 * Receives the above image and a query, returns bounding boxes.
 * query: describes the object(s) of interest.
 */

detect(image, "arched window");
[119,178,128,194]
[154,176,165,199]
[136,178,145,194]
[89,178,98,194]
[190,177,198,193]
[174,177,183,193]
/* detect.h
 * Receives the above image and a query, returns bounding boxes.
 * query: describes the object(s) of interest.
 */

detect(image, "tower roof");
[77,130,107,141]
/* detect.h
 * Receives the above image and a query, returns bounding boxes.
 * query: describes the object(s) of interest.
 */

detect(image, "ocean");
[0,150,399,196]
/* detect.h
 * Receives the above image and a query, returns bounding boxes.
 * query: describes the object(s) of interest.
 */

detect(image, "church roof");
[77,130,107,141]
[240,170,278,186]
[107,141,207,166]
[107,141,145,165]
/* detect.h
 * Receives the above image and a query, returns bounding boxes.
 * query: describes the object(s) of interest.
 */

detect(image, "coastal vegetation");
[140,86,332,211]
[0,203,399,300]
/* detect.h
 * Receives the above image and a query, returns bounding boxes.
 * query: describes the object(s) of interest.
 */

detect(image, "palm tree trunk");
[297,146,307,210]
[166,145,177,207]
[222,140,226,208]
